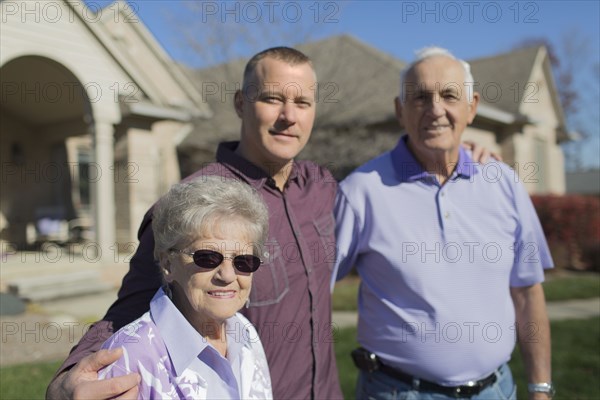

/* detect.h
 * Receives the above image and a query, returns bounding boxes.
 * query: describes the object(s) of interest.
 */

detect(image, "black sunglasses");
[171,249,262,273]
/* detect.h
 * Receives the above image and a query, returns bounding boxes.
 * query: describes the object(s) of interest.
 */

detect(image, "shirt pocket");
[248,239,289,307]
[312,212,336,270]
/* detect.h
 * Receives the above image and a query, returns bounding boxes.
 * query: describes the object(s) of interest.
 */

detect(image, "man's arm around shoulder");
[47,214,162,399]
[46,348,140,399]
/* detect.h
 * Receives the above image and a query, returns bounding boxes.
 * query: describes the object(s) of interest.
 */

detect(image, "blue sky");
[89,0,599,169]
[108,1,599,64]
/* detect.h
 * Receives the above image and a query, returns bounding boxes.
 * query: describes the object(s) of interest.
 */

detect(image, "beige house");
[0,0,210,256]
[1,3,569,256]
[468,46,570,194]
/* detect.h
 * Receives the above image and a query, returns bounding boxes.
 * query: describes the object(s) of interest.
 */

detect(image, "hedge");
[531,195,600,271]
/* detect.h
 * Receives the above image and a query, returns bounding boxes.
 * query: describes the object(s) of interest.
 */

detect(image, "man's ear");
[234,90,244,118]
[467,92,480,124]
[394,96,406,130]
[394,96,403,120]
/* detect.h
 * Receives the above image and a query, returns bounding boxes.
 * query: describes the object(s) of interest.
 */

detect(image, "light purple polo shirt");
[99,288,272,399]
[333,135,553,386]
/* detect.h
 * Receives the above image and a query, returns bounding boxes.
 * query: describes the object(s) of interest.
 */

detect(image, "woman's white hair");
[152,176,269,260]
[399,46,475,103]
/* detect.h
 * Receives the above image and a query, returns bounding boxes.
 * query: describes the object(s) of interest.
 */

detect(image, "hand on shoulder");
[46,349,140,400]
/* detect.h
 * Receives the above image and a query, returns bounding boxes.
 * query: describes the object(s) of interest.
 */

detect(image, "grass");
[0,360,60,399]
[543,273,600,302]
[333,323,360,398]
[332,276,361,311]
[4,318,597,399]
[334,317,600,400]
[333,273,600,311]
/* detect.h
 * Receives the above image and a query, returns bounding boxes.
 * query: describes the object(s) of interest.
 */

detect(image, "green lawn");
[334,317,600,400]
[2,318,598,399]
[332,276,361,311]
[543,273,600,302]
[0,360,60,400]
[509,317,600,399]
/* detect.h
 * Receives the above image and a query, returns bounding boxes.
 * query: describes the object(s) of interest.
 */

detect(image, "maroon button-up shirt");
[57,142,342,399]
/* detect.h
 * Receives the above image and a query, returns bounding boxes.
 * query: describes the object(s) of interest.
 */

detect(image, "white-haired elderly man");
[333,47,554,400]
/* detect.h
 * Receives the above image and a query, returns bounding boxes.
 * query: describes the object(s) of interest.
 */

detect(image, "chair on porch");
[34,206,69,244]
[32,206,92,245]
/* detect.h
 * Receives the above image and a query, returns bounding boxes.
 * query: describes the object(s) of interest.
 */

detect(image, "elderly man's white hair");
[399,46,475,103]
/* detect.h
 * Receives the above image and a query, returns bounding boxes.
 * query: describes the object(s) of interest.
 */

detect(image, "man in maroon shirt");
[47,47,343,399]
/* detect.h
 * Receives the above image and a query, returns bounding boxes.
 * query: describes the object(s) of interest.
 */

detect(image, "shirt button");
[440,192,445,197]
[444,212,450,219]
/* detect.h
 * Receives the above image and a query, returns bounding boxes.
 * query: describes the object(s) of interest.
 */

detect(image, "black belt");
[378,362,497,398]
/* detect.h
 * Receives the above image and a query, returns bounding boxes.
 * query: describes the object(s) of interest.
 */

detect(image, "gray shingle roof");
[469,46,541,114]
[183,58,247,147]
[298,34,404,129]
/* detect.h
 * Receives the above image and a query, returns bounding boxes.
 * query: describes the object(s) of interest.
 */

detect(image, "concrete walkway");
[0,252,127,367]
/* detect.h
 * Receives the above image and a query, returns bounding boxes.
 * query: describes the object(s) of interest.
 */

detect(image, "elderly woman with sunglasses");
[99,176,272,399]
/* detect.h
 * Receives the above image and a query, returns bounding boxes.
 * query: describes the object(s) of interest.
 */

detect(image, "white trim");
[64,0,156,101]
[99,1,211,118]
[114,1,210,111]
[174,124,194,146]
[121,102,192,122]
[476,104,518,124]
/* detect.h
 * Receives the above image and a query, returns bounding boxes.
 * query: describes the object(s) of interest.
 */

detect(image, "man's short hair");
[242,47,314,91]
[399,46,475,103]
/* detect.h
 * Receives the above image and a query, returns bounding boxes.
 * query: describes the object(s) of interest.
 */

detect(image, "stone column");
[92,121,116,263]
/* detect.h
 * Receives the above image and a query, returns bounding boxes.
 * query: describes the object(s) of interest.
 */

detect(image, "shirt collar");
[216,141,302,190]
[391,135,478,183]
[454,147,479,179]
[150,288,250,377]
[150,288,210,376]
